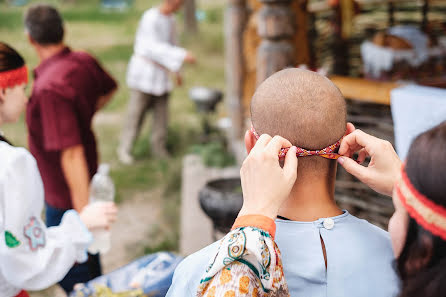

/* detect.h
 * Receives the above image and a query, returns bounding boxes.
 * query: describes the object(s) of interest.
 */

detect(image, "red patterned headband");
[0,66,28,89]
[395,166,446,241]
[250,126,341,160]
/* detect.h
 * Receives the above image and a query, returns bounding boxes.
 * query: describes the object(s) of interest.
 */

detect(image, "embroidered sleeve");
[0,147,92,290]
[197,227,289,297]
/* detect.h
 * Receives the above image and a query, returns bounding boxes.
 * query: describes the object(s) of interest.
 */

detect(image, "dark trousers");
[45,204,102,294]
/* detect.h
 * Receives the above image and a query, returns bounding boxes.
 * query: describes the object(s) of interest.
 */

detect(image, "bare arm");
[96,87,117,111]
[61,144,90,212]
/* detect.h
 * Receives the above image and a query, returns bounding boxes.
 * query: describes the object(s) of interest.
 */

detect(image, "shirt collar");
[33,47,71,79]
[275,210,350,225]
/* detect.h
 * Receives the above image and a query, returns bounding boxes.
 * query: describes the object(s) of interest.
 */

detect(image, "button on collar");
[323,218,335,230]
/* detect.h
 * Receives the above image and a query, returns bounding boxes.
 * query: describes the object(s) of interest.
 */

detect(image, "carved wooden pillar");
[256,0,295,85]
[225,0,247,140]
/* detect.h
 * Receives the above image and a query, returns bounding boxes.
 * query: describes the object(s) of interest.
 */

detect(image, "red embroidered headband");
[395,166,446,241]
[0,66,28,89]
[251,126,342,160]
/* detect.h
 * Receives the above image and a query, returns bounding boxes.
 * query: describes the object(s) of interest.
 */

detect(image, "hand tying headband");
[0,66,28,89]
[251,126,342,160]
[395,166,446,241]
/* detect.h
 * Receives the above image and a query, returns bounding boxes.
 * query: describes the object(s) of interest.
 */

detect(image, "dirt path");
[30,190,162,297]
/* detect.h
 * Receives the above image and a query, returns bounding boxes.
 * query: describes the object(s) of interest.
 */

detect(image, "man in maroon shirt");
[24,5,117,293]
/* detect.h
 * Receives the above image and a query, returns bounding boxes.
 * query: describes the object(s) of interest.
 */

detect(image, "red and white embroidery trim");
[250,126,342,160]
[395,167,446,241]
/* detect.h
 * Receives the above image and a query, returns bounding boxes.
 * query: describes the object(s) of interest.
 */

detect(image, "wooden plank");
[330,75,402,105]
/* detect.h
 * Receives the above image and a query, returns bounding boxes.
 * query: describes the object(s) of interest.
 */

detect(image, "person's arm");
[96,87,117,111]
[198,227,287,297]
[337,129,402,196]
[61,144,90,212]
[39,91,94,211]
[197,133,297,296]
[0,148,92,290]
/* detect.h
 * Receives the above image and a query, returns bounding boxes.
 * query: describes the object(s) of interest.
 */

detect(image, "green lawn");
[0,0,226,255]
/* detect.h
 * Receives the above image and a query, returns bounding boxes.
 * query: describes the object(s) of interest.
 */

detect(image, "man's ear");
[244,129,257,154]
[345,122,355,136]
[26,34,36,47]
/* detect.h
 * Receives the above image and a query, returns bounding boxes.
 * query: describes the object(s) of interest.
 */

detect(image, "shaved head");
[251,68,347,150]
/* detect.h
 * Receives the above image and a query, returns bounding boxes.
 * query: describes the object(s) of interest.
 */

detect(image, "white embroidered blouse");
[126,7,187,95]
[0,141,92,297]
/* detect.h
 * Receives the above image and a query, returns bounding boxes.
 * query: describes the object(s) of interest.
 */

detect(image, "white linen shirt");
[126,7,187,95]
[167,211,400,297]
[0,141,92,297]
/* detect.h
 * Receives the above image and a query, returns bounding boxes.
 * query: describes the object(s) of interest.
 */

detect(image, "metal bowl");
[189,87,223,113]
[199,178,243,233]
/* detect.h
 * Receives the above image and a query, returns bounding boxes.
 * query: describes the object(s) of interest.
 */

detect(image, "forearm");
[61,145,90,212]
[96,87,117,111]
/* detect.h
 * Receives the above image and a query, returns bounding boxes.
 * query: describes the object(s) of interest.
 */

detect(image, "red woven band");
[251,126,342,160]
[0,66,28,89]
[395,166,446,241]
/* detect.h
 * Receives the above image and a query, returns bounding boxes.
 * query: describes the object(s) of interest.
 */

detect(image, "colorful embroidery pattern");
[5,231,21,248]
[396,166,446,241]
[251,126,341,160]
[23,216,46,251]
[198,227,289,297]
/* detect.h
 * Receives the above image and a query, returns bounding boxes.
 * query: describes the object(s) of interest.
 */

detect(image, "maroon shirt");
[26,47,117,210]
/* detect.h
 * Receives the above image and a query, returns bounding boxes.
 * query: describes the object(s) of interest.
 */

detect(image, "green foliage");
[0,0,226,269]
[143,237,178,254]
[203,7,222,24]
[189,141,236,168]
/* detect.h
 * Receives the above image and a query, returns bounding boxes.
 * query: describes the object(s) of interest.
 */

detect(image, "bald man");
[167,69,399,297]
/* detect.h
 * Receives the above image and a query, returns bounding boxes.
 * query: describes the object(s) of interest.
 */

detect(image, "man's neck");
[159,4,172,15]
[278,174,342,221]
[36,43,65,63]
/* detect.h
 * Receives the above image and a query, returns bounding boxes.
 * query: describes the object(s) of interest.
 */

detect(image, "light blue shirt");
[167,211,399,297]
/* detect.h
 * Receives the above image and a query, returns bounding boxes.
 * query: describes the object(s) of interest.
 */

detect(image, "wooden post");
[421,0,429,31]
[332,1,350,75]
[256,0,295,85]
[184,0,198,34]
[308,10,317,70]
[387,1,395,27]
[225,0,247,140]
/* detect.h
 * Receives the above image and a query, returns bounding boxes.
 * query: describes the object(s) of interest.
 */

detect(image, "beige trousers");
[119,90,169,156]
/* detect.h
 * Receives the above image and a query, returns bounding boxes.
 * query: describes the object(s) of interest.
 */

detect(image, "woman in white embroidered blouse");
[0,42,117,297]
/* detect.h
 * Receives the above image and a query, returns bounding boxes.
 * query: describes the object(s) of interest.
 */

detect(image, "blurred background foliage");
[0,0,228,259]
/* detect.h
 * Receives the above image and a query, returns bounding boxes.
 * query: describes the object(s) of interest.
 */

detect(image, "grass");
[0,0,227,284]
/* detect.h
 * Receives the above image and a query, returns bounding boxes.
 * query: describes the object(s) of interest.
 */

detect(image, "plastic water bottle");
[88,164,115,254]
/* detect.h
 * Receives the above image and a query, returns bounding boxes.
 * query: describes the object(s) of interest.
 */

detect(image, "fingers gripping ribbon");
[251,126,342,160]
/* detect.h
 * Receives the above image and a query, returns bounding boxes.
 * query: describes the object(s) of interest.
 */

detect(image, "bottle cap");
[98,163,110,175]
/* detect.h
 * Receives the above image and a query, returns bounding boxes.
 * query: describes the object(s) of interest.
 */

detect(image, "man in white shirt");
[118,0,195,163]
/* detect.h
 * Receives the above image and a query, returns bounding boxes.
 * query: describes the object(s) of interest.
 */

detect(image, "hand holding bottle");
[79,202,117,230]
